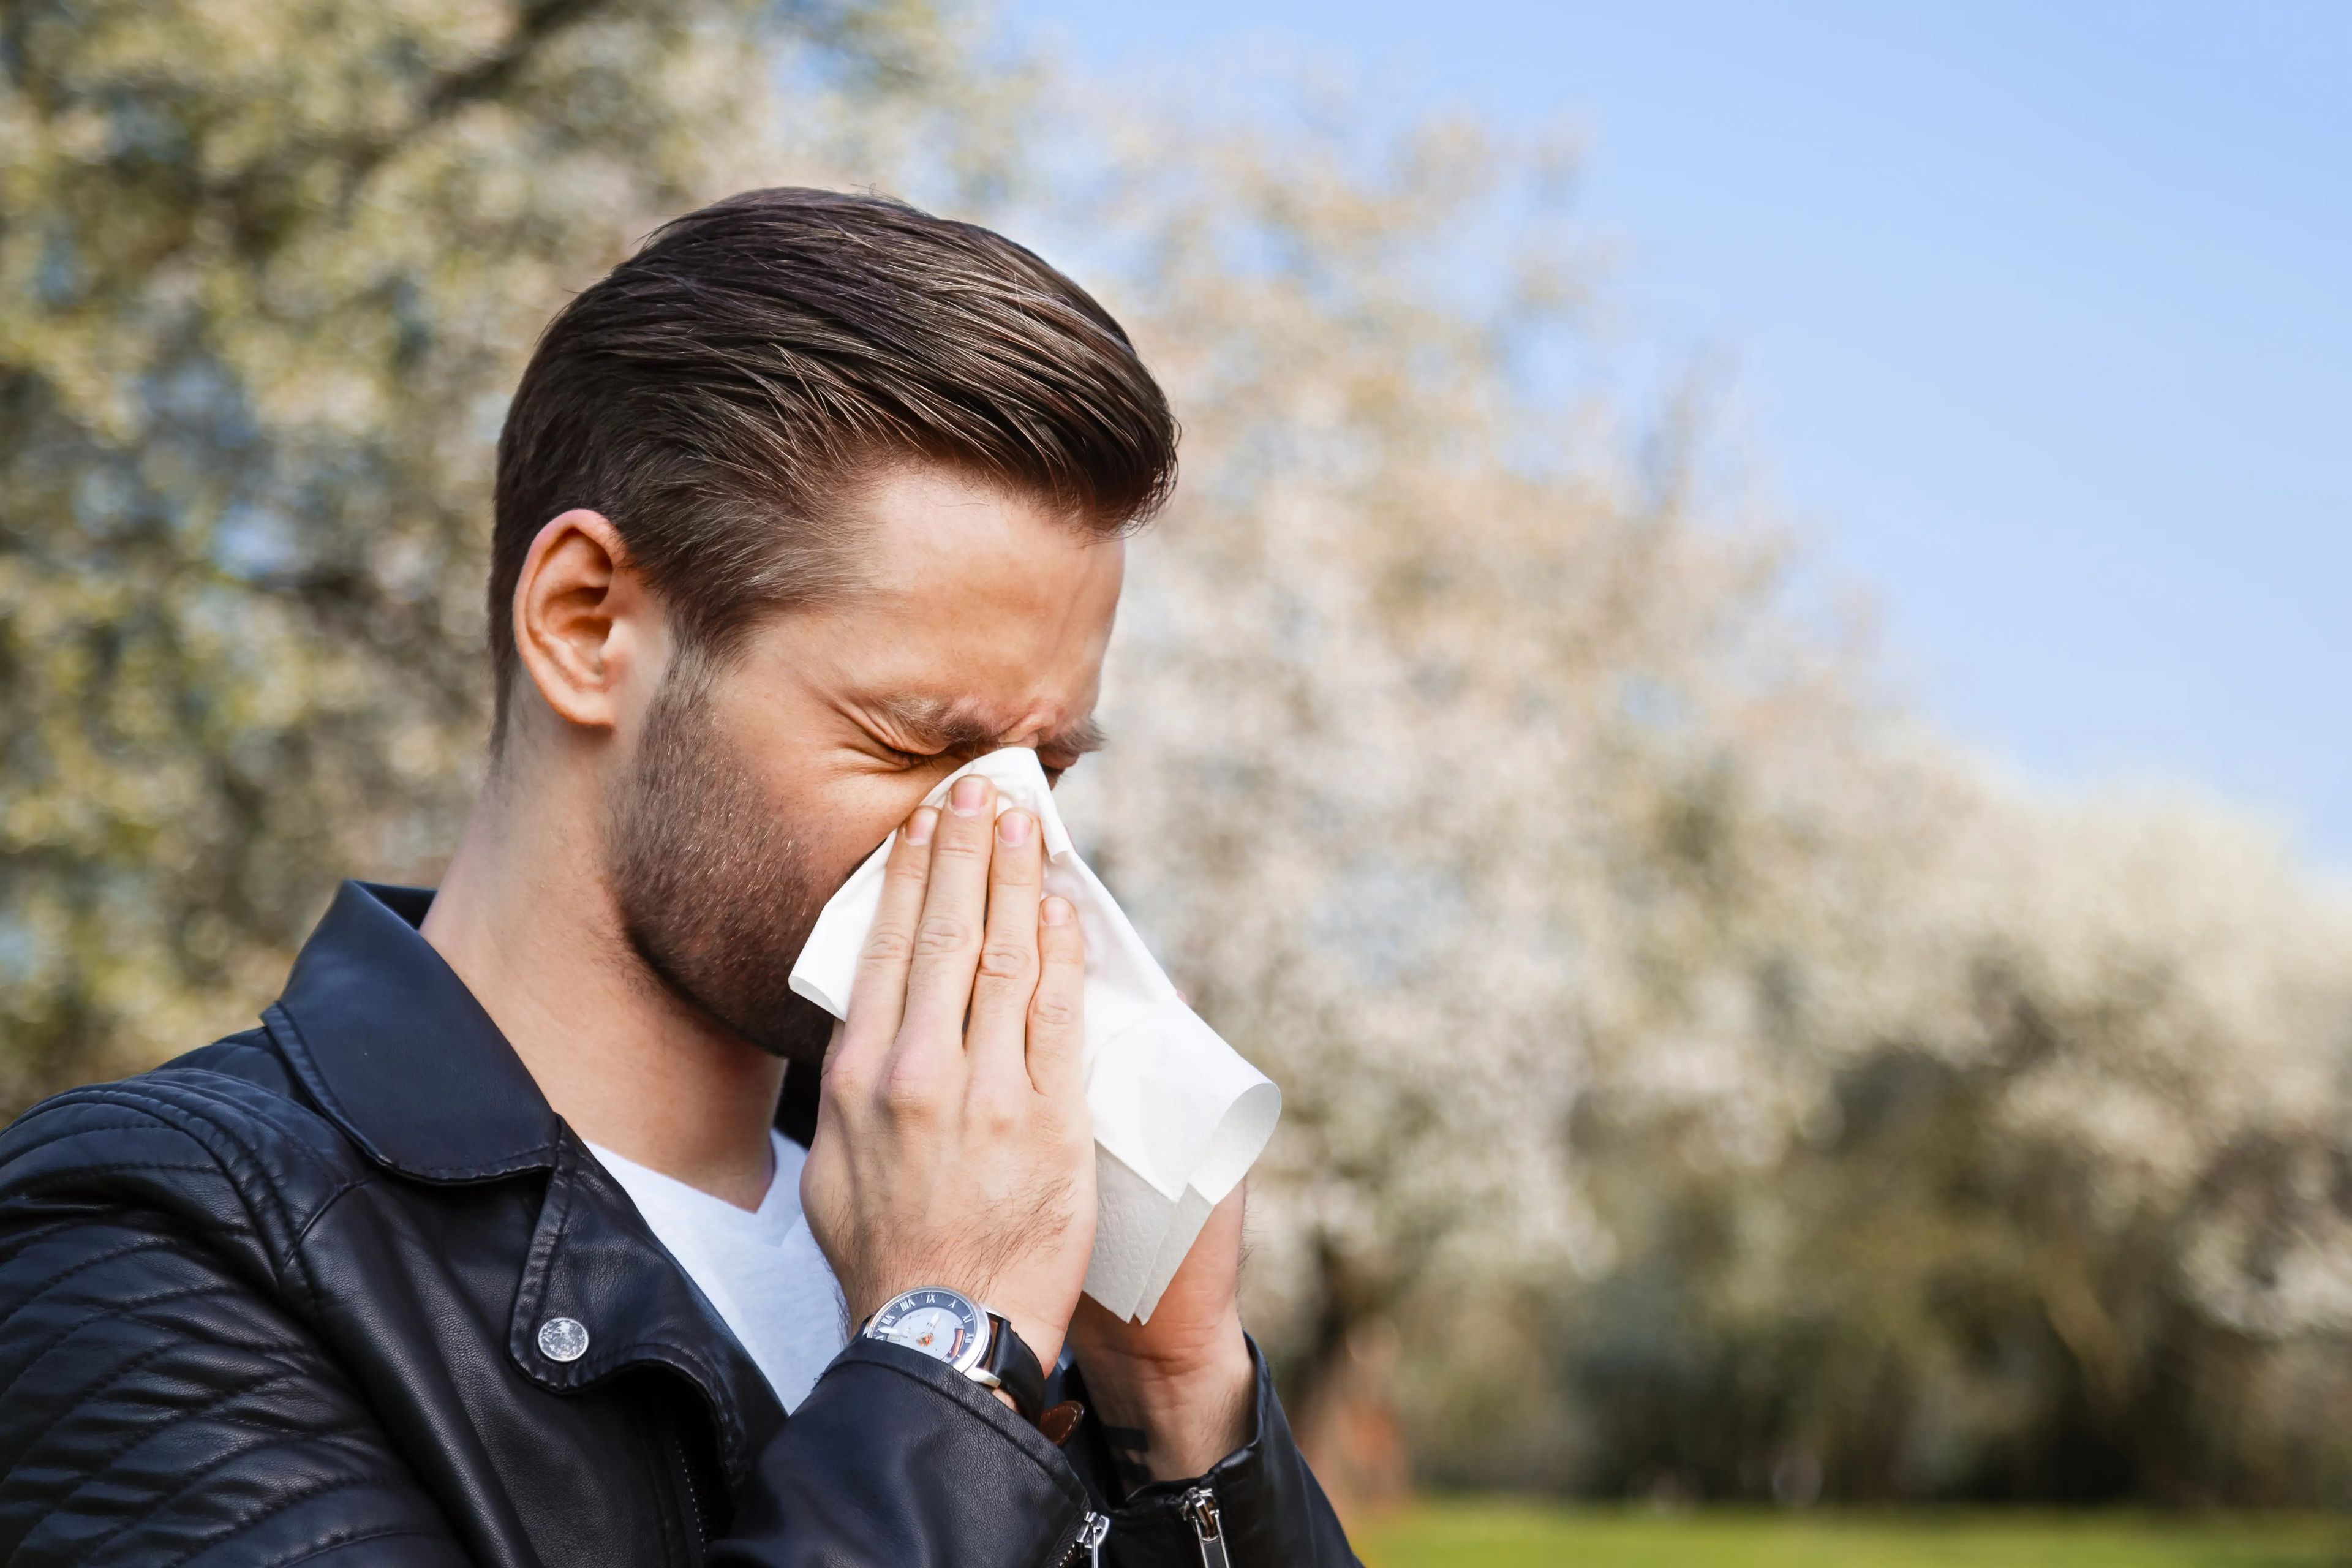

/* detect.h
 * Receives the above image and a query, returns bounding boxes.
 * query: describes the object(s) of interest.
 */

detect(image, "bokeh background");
[4,1,2348,1559]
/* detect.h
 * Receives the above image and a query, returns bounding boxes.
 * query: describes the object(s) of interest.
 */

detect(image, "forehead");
[856,467,1118,606]
[783,466,1126,731]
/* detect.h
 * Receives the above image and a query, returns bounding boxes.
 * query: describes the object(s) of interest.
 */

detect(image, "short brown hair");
[488,187,1178,729]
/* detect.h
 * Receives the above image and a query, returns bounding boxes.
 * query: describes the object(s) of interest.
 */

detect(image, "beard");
[604,656,840,1064]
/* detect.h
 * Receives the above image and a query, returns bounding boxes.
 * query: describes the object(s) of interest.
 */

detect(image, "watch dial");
[872,1290,984,1369]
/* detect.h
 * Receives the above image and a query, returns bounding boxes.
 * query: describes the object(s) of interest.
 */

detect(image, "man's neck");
[420,777,786,1212]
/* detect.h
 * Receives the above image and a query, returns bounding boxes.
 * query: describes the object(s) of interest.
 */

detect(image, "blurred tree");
[1640,802,2352,1504]
[0,0,1003,1107]
[1028,88,2352,1508]
[1032,98,1948,1502]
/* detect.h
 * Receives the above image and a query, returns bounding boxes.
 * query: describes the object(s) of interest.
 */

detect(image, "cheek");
[775,761,948,898]
[694,657,948,891]
[700,665,931,873]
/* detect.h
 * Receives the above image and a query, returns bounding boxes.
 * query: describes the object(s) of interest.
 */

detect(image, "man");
[0,189,1354,1566]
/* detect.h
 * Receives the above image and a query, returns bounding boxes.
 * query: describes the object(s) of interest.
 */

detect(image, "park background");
[2,1,2347,1561]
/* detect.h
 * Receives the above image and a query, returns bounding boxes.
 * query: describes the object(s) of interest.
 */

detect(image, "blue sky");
[1000,1,2351,869]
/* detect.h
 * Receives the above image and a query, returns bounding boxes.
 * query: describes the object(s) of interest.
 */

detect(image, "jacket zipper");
[1052,1509,1110,1567]
[679,1450,706,1546]
[1181,1486,1229,1568]
[666,1425,710,1555]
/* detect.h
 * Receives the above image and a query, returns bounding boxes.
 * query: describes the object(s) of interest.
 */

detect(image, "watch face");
[869,1289,986,1373]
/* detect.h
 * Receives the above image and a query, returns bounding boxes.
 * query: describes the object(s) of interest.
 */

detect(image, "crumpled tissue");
[788,747,1281,1322]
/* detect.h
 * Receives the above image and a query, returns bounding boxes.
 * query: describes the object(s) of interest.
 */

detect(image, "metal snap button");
[537,1316,590,1363]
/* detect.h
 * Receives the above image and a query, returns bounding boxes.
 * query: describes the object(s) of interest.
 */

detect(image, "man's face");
[604,466,1126,1063]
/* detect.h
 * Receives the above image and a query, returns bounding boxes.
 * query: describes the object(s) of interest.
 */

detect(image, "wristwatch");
[860,1287,1048,1423]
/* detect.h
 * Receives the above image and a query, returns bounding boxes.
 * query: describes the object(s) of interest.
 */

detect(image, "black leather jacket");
[0,881,1354,1567]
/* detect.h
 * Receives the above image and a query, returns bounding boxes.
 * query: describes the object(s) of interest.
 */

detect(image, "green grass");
[1357,1501,2352,1568]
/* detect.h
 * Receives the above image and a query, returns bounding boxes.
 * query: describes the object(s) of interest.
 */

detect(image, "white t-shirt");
[586,1131,848,1412]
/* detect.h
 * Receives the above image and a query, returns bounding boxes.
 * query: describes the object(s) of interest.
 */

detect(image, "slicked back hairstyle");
[488,187,1178,735]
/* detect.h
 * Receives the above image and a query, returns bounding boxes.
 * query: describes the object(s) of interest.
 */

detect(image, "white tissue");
[788,748,1281,1322]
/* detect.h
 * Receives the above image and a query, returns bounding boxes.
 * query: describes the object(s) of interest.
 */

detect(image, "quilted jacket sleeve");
[0,1201,470,1567]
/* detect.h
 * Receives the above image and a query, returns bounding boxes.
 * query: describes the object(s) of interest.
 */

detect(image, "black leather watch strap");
[981,1313,1048,1424]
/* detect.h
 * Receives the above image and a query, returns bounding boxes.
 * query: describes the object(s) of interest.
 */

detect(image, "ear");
[511,510,658,734]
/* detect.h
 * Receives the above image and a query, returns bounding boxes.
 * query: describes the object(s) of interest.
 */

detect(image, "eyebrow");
[870,695,1106,759]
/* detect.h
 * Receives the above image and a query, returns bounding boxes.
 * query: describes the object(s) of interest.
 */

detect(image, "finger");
[834,807,936,1081]
[966,807,1044,1084]
[1025,894,1087,1098]
[896,772,997,1056]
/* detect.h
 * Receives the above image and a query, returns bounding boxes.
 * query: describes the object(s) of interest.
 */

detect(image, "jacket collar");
[266,881,565,1182]
[267,880,819,1179]
[264,880,790,1482]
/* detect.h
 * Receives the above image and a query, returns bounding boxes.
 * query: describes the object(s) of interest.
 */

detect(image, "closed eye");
[867,729,1093,783]
[872,739,989,775]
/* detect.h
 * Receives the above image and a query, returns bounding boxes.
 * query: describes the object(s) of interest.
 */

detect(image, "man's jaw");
[619,914,834,1068]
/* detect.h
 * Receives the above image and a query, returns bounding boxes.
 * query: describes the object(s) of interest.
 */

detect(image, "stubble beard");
[604,656,840,1065]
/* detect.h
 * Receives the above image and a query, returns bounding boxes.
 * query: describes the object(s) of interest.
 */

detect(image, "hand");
[801,774,1096,1373]
[1066,1185,1255,1487]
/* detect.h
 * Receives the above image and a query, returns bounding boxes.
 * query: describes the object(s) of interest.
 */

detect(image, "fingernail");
[997,809,1031,846]
[950,776,987,816]
[1042,895,1072,927]
[907,807,937,846]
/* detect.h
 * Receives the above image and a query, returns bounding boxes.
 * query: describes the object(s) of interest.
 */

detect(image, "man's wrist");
[1079,1316,1255,1488]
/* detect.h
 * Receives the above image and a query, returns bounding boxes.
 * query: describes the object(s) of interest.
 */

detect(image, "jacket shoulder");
[0,1037,466,1566]
[0,1029,377,1284]
[170,1023,305,1096]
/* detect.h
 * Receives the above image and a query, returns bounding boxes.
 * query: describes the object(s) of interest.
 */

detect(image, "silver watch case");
[862,1287,993,1379]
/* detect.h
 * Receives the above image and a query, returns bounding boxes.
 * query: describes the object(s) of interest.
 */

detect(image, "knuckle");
[859,925,914,967]
[822,1050,872,1098]
[1028,989,1079,1035]
[913,914,974,958]
[876,1061,939,1120]
[968,1089,1022,1138]
[976,938,1037,983]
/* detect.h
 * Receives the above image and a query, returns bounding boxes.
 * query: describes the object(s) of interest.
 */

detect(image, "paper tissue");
[789,748,1280,1322]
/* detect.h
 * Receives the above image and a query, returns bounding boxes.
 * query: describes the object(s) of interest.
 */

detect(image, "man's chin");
[623,927,835,1066]
[682,981,835,1066]
[743,992,837,1067]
